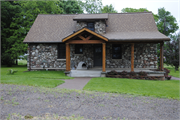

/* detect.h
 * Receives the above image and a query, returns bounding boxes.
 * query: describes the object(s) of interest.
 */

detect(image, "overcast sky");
[102,0,180,32]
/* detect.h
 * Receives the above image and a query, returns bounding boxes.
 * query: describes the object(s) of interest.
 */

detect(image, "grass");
[1,65,73,88]
[164,65,180,78]
[83,77,180,99]
[18,60,27,65]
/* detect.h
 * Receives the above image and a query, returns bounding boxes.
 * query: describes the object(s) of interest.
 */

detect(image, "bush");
[129,71,136,76]
[120,71,128,75]
[107,70,118,75]
[7,69,18,75]
[138,71,147,77]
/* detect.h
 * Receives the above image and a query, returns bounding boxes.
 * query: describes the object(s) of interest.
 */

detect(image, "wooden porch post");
[66,43,70,71]
[102,43,106,72]
[160,42,164,71]
[131,43,134,72]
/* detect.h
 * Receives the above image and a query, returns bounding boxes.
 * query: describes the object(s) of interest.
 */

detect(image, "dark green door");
[94,45,102,66]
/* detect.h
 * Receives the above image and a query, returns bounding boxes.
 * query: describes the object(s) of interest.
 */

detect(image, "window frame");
[87,22,95,31]
[58,43,66,59]
[75,44,83,54]
[112,44,122,59]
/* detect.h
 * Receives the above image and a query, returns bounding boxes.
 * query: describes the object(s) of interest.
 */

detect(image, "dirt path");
[1,84,179,120]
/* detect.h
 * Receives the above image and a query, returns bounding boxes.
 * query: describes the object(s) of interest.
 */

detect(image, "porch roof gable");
[62,27,108,42]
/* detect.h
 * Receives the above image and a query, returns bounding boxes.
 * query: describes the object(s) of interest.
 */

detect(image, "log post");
[160,42,164,71]
[131,43,134,72]
[102,43,106,72]
[66,43,70,71]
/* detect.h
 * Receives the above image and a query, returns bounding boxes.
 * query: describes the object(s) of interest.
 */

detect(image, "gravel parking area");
[0,84,179,120]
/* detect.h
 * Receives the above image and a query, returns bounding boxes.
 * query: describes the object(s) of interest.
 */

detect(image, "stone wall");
[106,43,157,68]
[70,44,94,69]
[27,44,66,70]
[76,20,106,34]
[27,43,157,70]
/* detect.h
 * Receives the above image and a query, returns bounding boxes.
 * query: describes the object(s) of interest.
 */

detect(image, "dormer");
[73,14,108,34]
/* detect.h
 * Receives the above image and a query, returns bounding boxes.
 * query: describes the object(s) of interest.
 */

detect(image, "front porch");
[65,67,165,78]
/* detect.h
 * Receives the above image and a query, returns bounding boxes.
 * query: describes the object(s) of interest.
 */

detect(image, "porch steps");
[70,70,101,77]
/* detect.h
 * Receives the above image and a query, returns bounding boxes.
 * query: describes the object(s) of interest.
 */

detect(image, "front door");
[94,44,102,66]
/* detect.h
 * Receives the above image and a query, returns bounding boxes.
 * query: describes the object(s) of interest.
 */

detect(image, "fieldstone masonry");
[27,44,66,69]
[76,20,106,34]
[70,44,94,69]
[27,43,157,70]
[106,43,157,68]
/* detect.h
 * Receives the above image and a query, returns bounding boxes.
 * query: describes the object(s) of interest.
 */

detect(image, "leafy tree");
[156,8,179,68]
[1,1,62,66]
[121,7,149,13]
[156,7,179,36]
[1,1,22,66]
[101,4,118,13]
[164,33,179,71]
[80,0,103,14]
[57,0,83,14]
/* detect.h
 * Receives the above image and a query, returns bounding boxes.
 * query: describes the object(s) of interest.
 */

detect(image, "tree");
[156,7,179,36]
[156,8,179,68]
[57,0,83,14]
[80,0,103,14]
[164,33,179,71]
[1,1,22,66]
[101,4,118,13]
[1,1,62,66]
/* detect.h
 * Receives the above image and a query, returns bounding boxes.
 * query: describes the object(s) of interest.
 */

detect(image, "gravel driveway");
[0,84,179,120]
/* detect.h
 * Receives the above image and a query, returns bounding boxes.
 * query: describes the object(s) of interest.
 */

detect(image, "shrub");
[129,71,136,76]
[7,69,18,75]
[107,70,118,75]
[120,71,128,75]
[138,71,147,77]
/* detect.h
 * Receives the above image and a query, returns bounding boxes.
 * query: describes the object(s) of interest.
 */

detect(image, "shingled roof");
[23,12,170,43]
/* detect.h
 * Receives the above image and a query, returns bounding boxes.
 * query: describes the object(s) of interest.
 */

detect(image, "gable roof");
[62,27,108,42]
[23,12,170,43]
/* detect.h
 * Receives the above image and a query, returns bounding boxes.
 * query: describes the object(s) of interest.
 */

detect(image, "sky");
[102,0,180,33]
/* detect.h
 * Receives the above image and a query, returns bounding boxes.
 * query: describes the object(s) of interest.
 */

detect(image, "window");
[87,22,94,31]
[58,44,66,59]
[112,44,122,59]
[75,44,83,54]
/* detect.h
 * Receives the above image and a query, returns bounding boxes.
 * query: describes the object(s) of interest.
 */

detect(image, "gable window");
[112,44,122,59]
[58,44,66,59]
[75,44,83,54]
[87,22,94,31]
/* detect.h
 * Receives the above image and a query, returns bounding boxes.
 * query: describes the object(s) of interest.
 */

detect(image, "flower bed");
[106,71,164,80]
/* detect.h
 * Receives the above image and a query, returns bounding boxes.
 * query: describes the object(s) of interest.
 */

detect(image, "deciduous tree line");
[1,0,179,69]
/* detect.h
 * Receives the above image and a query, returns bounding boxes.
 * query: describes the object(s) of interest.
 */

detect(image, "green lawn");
[1,65,72,88]
[18,60,27,65]
[83,77,180,99]
[164,65,180,78]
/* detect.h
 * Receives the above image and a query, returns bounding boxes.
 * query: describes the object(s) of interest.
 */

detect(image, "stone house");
[23,12,170,77]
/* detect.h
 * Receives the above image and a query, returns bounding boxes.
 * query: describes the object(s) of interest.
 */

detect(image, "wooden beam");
[67,40,105,44]
[131,43,134,72]
[62,28,108,42]
[66,43,70,71]
[86,35,93,40]
[78,35,86,41]
[84,28,108,41]
[102,43,106,72]
[160,42,164,71]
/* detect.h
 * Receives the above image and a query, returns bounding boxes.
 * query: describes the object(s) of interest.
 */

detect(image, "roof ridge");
[38,12,152,16]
